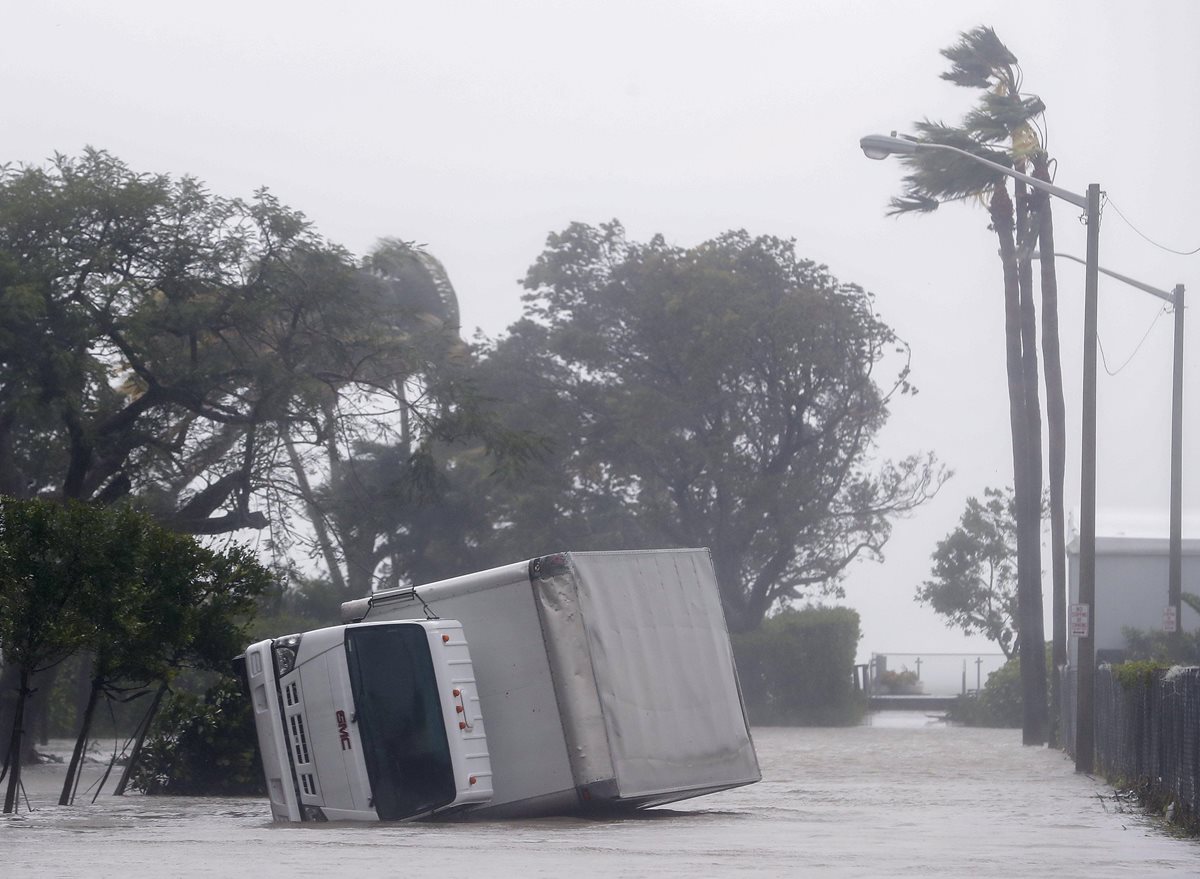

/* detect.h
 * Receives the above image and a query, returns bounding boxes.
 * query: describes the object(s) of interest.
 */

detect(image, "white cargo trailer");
[242,548,759,822]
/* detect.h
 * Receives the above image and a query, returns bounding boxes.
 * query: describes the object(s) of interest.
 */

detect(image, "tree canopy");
[0,150,470,537]
[918,487,1019,659]
[474,221,944,631]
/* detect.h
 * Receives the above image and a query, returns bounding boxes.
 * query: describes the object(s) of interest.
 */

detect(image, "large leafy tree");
[884,26,1063,744]
[918,487,1019,659]
[474,222,944,632]
[0,150,443,534]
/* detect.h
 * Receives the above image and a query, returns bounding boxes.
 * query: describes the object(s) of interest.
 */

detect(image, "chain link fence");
[1066,664,1200,819]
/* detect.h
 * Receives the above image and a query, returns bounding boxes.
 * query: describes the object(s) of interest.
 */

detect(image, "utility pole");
[1168,285,1186,651]
[1075,182,1102,775]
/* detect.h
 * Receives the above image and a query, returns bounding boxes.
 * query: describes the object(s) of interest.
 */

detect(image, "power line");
[1105,195,1200,256]
[1097,306,1169,376]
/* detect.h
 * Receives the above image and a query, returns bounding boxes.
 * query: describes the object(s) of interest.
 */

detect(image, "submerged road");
[2,713,1197,878]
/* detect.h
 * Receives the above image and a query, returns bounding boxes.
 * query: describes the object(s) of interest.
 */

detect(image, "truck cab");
[241,619,492,822]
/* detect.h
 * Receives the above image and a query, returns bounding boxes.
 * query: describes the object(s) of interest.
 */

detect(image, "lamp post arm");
[860,133,1088,209]
[1034,250,1177,305]
[918,141,1089,209]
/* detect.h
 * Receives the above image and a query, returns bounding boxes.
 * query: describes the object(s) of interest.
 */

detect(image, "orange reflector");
[442,634,450,643]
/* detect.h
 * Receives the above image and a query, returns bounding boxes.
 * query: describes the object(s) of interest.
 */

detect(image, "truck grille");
[300,773,318,796]
[289,714,311,765]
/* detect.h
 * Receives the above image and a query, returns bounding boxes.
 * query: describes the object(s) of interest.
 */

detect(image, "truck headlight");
[301,804,328,822]
[273,634,303,677]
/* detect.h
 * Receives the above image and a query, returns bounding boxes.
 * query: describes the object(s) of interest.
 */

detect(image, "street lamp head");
[860,133,918,160]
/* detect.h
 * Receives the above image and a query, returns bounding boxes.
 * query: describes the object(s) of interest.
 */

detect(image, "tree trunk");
[113,681,169,796]
[0,664,19,778]
[2,668,30,814]
[59,674,102,805]
[1015,179,1048,745]
[284,435,347,592]
[1032,160,1067,749]
[991,184,1043,745]
[3,664,56,765]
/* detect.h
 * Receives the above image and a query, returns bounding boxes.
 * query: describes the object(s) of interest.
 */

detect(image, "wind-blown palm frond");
[964,93,1047,144]
[886,192,940,217]
[940,26,1018,88]
[364,238,461,331]
[893,121,1013,203]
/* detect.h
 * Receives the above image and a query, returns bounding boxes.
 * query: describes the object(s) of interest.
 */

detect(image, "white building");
[1067,534,1200,664]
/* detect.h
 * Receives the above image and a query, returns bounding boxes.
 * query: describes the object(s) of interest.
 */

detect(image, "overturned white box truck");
[240,548,760,822]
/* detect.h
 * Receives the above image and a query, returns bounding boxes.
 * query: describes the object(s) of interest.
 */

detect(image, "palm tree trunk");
[991,183,1044,745]
[1032,159,1068,748]
[1015,179,1048,745]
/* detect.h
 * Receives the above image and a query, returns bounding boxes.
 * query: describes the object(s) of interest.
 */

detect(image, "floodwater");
[3,714,1198,878]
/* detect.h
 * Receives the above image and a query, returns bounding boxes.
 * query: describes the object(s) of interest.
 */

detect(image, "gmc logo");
[336,710,352,750]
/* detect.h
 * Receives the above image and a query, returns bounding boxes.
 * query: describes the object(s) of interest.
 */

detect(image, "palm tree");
[888,26,1063,744]
[284,238,469,597]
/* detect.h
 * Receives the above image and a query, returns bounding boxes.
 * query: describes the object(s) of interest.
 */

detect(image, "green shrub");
[1122,626,1200,665]
[946,656,1024,727]
[1113,659,1169,690]
[130,676,264,796]
[732,606,865,726]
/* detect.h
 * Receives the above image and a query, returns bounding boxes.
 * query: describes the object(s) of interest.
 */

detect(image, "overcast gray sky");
[7,0,1200,661]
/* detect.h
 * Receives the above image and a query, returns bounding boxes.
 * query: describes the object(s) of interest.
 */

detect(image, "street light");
[859,134,1088,208]
[860,133,1102,772]
[1033,250,1186,647]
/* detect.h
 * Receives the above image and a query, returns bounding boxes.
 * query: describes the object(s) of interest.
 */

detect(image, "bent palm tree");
[284,238,472,597]
[887,26,1063,744]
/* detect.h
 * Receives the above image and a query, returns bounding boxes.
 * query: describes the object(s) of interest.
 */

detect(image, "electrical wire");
[1099,307,1166,377]
[1105,195,1200,256]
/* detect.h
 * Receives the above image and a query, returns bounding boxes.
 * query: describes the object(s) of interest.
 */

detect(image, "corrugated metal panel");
[567,548,760,799]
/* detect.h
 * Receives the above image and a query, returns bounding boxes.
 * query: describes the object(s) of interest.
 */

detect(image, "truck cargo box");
[343,548,760,815]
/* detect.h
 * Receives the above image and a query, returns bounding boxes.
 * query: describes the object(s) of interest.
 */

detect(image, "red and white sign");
[1163,606,1179,634]
[1070,604,1090,638]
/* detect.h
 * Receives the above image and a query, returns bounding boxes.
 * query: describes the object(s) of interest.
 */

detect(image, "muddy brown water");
[2,713,1197,878]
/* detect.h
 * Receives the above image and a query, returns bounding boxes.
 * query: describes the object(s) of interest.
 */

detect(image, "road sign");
[1163,606,1178,633]
[1070,603,1090,638]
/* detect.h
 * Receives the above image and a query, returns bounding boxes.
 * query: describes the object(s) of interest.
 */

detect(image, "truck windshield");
[343,625,455,820]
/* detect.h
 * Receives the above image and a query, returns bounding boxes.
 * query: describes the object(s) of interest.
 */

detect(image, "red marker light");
[442,634,450,643]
